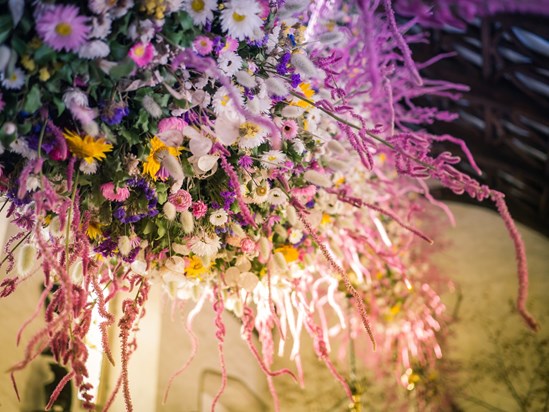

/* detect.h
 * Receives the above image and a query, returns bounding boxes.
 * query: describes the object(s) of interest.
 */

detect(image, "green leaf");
[142,220,155,236]
[156,221,166,239]
[109,58,135,80]
[52,97,65,116]
[34,45,56,64]
[23,84,42,113]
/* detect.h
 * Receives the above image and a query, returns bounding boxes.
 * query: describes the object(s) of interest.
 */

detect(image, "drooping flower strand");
[492,192,540,332]
[211,286,227,412]
[290,196,376,350]
[163,294,207,404]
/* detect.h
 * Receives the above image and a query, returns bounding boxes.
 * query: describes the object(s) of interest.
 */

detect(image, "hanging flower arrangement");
[0,0,538,411]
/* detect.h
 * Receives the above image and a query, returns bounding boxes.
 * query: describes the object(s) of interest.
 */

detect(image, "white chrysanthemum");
[267,188,288,206]
[288,229,303,244]
[303,169,332,187]
[189,233,221,257]
[209,209,228,226]
[220,0,263,40]
[184,0,216,26]
[78,40,110,59]
[261,150,287,169]
[1,67,25,90]
[80,159,99,174]
[235,70,256,88]
[218,51,243,76]
[238,121,267,149]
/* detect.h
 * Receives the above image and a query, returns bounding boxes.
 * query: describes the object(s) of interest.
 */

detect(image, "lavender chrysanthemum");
[36,5,90,52]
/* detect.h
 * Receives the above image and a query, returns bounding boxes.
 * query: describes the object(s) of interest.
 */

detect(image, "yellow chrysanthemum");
[274,245,299,263]
[185,255,209,279]
[63,130,113,164]
[321,213,332,225]
[142,136,182,180]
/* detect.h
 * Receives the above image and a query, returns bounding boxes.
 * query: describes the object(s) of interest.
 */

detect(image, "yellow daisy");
[142,136,182,180]
[274,245,300,263]
[293,82,315,109]
[86,221,103,240]
[185,255,209,279]
[63,130,113,164]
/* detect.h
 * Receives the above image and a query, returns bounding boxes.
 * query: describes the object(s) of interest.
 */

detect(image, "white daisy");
[220,0,263,41]
[288,228,304,244]
[189,232,221,257]
[209,209,228,226]
[251,181,270,204]
[184,0,217,26]
[238,121,267,149]
[1,67,25,90]
[267,188,288,206]
[218,51,243,76]
[212,86,243,115]
[260,150,287,169]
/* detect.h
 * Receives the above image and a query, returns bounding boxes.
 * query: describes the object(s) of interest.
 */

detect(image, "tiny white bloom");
[209,209,228,226]
[1,67,25,90]
[261,150,287,169]
[288,229,303,244]
[267,188,288,206]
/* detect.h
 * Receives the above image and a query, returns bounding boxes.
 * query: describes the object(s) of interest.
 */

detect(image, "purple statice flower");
[244,88,255,100]
[220,190,236,210]
[211,201,220,210]
[271,95,286,103]
[212,36,224,54]
[290,73,301,88]
[305,199,315,208]
[95,237,118,257]
[101,102,129,125]
[113,178,158,223]
[276,52,291,75]
[238,155,254,170]
[122,247,140,263]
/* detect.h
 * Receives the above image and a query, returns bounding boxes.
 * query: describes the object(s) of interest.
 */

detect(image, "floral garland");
[0,0,538,411]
